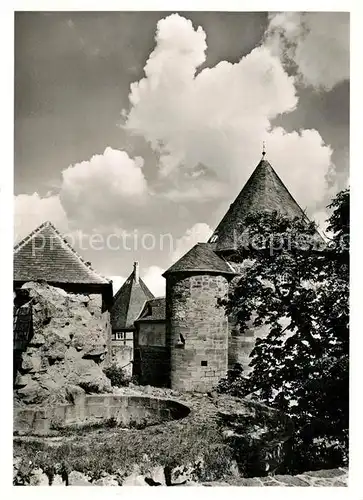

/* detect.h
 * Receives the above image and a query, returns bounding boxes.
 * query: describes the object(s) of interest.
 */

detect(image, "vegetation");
[13,415,234,483]
[218,188,349,473]
[103,363,130,387]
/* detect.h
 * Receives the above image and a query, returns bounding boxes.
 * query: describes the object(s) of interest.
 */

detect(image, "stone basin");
[13,394,190,435]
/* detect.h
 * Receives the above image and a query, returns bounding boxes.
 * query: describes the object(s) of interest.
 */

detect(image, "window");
[201,360,208,367]
[209,234,218,243]
[176,333,185,348]
[116,332,125,340]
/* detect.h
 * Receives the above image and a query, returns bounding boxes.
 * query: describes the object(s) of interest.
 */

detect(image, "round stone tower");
[163,243,236,392]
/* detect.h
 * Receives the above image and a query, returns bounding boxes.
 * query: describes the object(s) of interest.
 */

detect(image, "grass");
[14,409,235,483]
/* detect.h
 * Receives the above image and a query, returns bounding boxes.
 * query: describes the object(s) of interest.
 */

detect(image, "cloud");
[60,147,148,229]
[142,265,166,297]
[14,13,344,269]
[265,12,349,91]
[124,13,334,214]
[14,193,69,243]
[171,222,213,262]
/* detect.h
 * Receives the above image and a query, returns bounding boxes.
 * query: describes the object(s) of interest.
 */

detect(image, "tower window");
[201,360,208,367]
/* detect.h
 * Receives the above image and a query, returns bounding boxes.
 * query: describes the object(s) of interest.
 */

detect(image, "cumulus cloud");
[14,13,345,276]
[60,147,148,228]
[265,12,349,91]
[124,13,334,213]
[14,193,69,243]
[171,222,213,262]
[142,265,166,297]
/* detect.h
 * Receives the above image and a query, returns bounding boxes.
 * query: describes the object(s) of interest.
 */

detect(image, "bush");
[216,363,250,398]
[103,363,130,387]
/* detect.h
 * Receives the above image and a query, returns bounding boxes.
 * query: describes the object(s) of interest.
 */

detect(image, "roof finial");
[133,261,139,283]
[262,141,266,158]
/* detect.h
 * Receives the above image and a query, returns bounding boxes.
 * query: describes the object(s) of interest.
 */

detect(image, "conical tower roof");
[209,156,314,253]
[111,262,154,330]
[14,221,110,285]
[163,243,236,276]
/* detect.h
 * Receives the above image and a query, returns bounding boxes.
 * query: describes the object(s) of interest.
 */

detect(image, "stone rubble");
[13,462,348,487]
[14,282,112,407]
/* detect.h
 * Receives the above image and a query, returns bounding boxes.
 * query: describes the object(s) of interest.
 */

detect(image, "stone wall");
[166,273,229,392]
[13,394,190,435]
[228,317,270,373]
[134,346,169,387]
[138,322,165,347]
[225,259,287,373]
[111,344,133,377]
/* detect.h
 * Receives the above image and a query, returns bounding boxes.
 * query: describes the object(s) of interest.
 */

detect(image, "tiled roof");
[163,243,236,276]
[135,297,166,322]
[13,221,110,285]
[208,157,321,252]
[111,266,154,330]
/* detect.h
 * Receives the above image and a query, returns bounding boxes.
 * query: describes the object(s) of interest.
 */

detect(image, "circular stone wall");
[13,395,190,435]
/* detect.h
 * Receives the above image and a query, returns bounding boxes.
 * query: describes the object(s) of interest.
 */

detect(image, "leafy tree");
[220,188,349,473]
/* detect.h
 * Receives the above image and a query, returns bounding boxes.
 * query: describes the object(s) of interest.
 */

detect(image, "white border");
[3,2,361,500]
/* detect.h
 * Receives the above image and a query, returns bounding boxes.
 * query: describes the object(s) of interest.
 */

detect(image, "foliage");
[220,188,349,473]
[103,363,130,387]
[216,363,249,398]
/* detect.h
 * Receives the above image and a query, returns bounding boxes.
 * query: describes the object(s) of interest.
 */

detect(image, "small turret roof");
[163,243,236,276]
[111,264,154,330]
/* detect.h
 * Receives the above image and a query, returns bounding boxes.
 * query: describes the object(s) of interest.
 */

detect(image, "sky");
[14,11,350,296]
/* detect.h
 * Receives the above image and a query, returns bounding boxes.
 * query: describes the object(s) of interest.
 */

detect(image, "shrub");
[103,363,130,387]
[216,363,249,398]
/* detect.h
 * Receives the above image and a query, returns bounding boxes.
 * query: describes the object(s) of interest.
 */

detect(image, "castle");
[13,152,319,394]
[131,152,320,392]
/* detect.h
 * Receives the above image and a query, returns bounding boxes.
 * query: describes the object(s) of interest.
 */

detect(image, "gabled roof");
[111,265,154,330]
[13,221,110,285]
[163,243,236,276]
[135,297,166,323]
[208,156,317,252]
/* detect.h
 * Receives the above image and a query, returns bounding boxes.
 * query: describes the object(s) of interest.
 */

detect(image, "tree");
[221,188,349,473]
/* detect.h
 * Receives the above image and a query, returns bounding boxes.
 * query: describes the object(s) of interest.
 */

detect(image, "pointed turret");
[111,262,154,331]
[209,156,313,253]
[163,243,236,277]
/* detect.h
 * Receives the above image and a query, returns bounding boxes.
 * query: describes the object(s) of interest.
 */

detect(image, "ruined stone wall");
[166,273,229,392]
[14,283,112,406]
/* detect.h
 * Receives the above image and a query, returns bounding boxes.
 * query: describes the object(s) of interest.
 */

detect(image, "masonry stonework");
[225,259,290,373]
[166,273,229,392]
